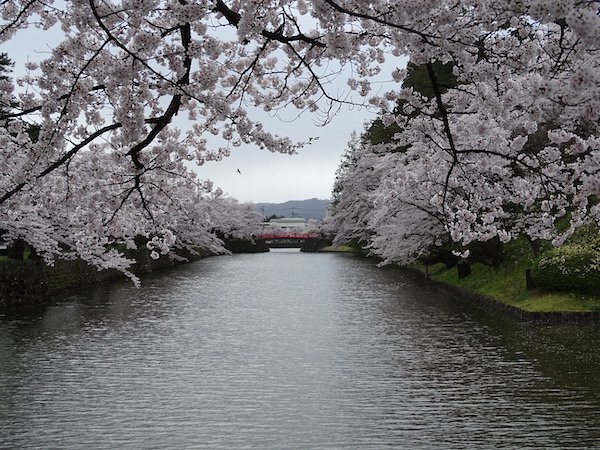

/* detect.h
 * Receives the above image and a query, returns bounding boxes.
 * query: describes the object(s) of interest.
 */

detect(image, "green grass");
[424,238,600,313]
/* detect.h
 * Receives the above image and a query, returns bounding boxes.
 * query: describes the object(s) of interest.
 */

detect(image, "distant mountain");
[255,198,331,220]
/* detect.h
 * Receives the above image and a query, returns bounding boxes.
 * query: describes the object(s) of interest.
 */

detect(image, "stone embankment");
[0,248,205,310]
[0,237,271,310]
[405,267,600,325]
[300,237,334,252]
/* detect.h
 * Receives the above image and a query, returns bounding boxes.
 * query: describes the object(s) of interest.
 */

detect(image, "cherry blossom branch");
[0,0,37,37]
[213,0,325,48]
[88,0,193,169]
[0,84,107,121]
[322,0,437,45]
[0,122,121,205]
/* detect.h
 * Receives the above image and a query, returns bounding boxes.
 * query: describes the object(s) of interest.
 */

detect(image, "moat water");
[1,249,599,448]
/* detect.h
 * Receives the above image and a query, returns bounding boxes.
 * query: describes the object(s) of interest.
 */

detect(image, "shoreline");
[4,243,598,323]
[318,245,600,324]
[404,266,600,324]
[0,237,270,311]
[0,249,210,311]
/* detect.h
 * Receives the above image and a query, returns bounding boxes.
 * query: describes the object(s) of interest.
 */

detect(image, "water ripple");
[1,250,600,448]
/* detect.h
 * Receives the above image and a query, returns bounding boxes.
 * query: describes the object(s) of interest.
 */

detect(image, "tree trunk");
[457,262,471,279]
[525,269,536,290]
[7,239,26,260]
[527,237,541,257]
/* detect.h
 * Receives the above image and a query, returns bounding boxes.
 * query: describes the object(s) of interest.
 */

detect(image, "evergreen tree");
[363,61,458,148]
[0,52,13,116]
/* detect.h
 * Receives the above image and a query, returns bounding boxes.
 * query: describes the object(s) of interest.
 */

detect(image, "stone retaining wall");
[0,248,207,309]
[300,237,334,252]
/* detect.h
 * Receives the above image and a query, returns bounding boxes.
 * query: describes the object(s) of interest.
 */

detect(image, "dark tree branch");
[214,0,326,48]
[0,122,121,205]
[425,61,459,223]
[322,0,437,45]
[88,0,194,169]
[0,0,38,37]
[0,84,107,121]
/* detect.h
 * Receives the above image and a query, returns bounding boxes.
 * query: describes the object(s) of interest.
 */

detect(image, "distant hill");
[255,198,331,220]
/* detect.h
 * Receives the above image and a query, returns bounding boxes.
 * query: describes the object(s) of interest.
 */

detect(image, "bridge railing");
[256,232,320,240]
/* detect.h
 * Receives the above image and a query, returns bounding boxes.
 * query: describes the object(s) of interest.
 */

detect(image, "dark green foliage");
[467,238,504,267]
[6,239,27,260]
[421,239,503,280]
[0,52,13,80]
[26,123,40,142]
[567,223,600,245]
[420,246,457,269]
[404,60,457,99]
[531,238,600,294]
[0,260,47,306]
[0,53,13,116]
[362,60,457,147]
[364,117,401,145]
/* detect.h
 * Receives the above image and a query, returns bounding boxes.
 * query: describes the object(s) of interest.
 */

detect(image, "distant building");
[265,217,308,229]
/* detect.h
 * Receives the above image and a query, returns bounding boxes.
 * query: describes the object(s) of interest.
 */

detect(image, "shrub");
[531,238,600,294]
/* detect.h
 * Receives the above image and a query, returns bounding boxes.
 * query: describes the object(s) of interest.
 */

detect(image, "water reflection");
[1,251,599,448]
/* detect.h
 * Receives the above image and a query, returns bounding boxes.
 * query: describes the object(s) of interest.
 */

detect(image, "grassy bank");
[422,239,600,313]
[322,238,600,313]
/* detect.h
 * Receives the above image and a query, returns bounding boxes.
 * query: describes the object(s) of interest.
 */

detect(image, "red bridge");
[256,232,320,240]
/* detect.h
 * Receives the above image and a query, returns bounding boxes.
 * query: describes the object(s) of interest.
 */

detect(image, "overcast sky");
[199,107,376,203]
[1,18,405,204]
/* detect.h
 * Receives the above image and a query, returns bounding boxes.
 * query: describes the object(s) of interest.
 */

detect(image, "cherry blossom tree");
[326,2,600,264]
[328,135,383,247]
[0,1,599,274]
